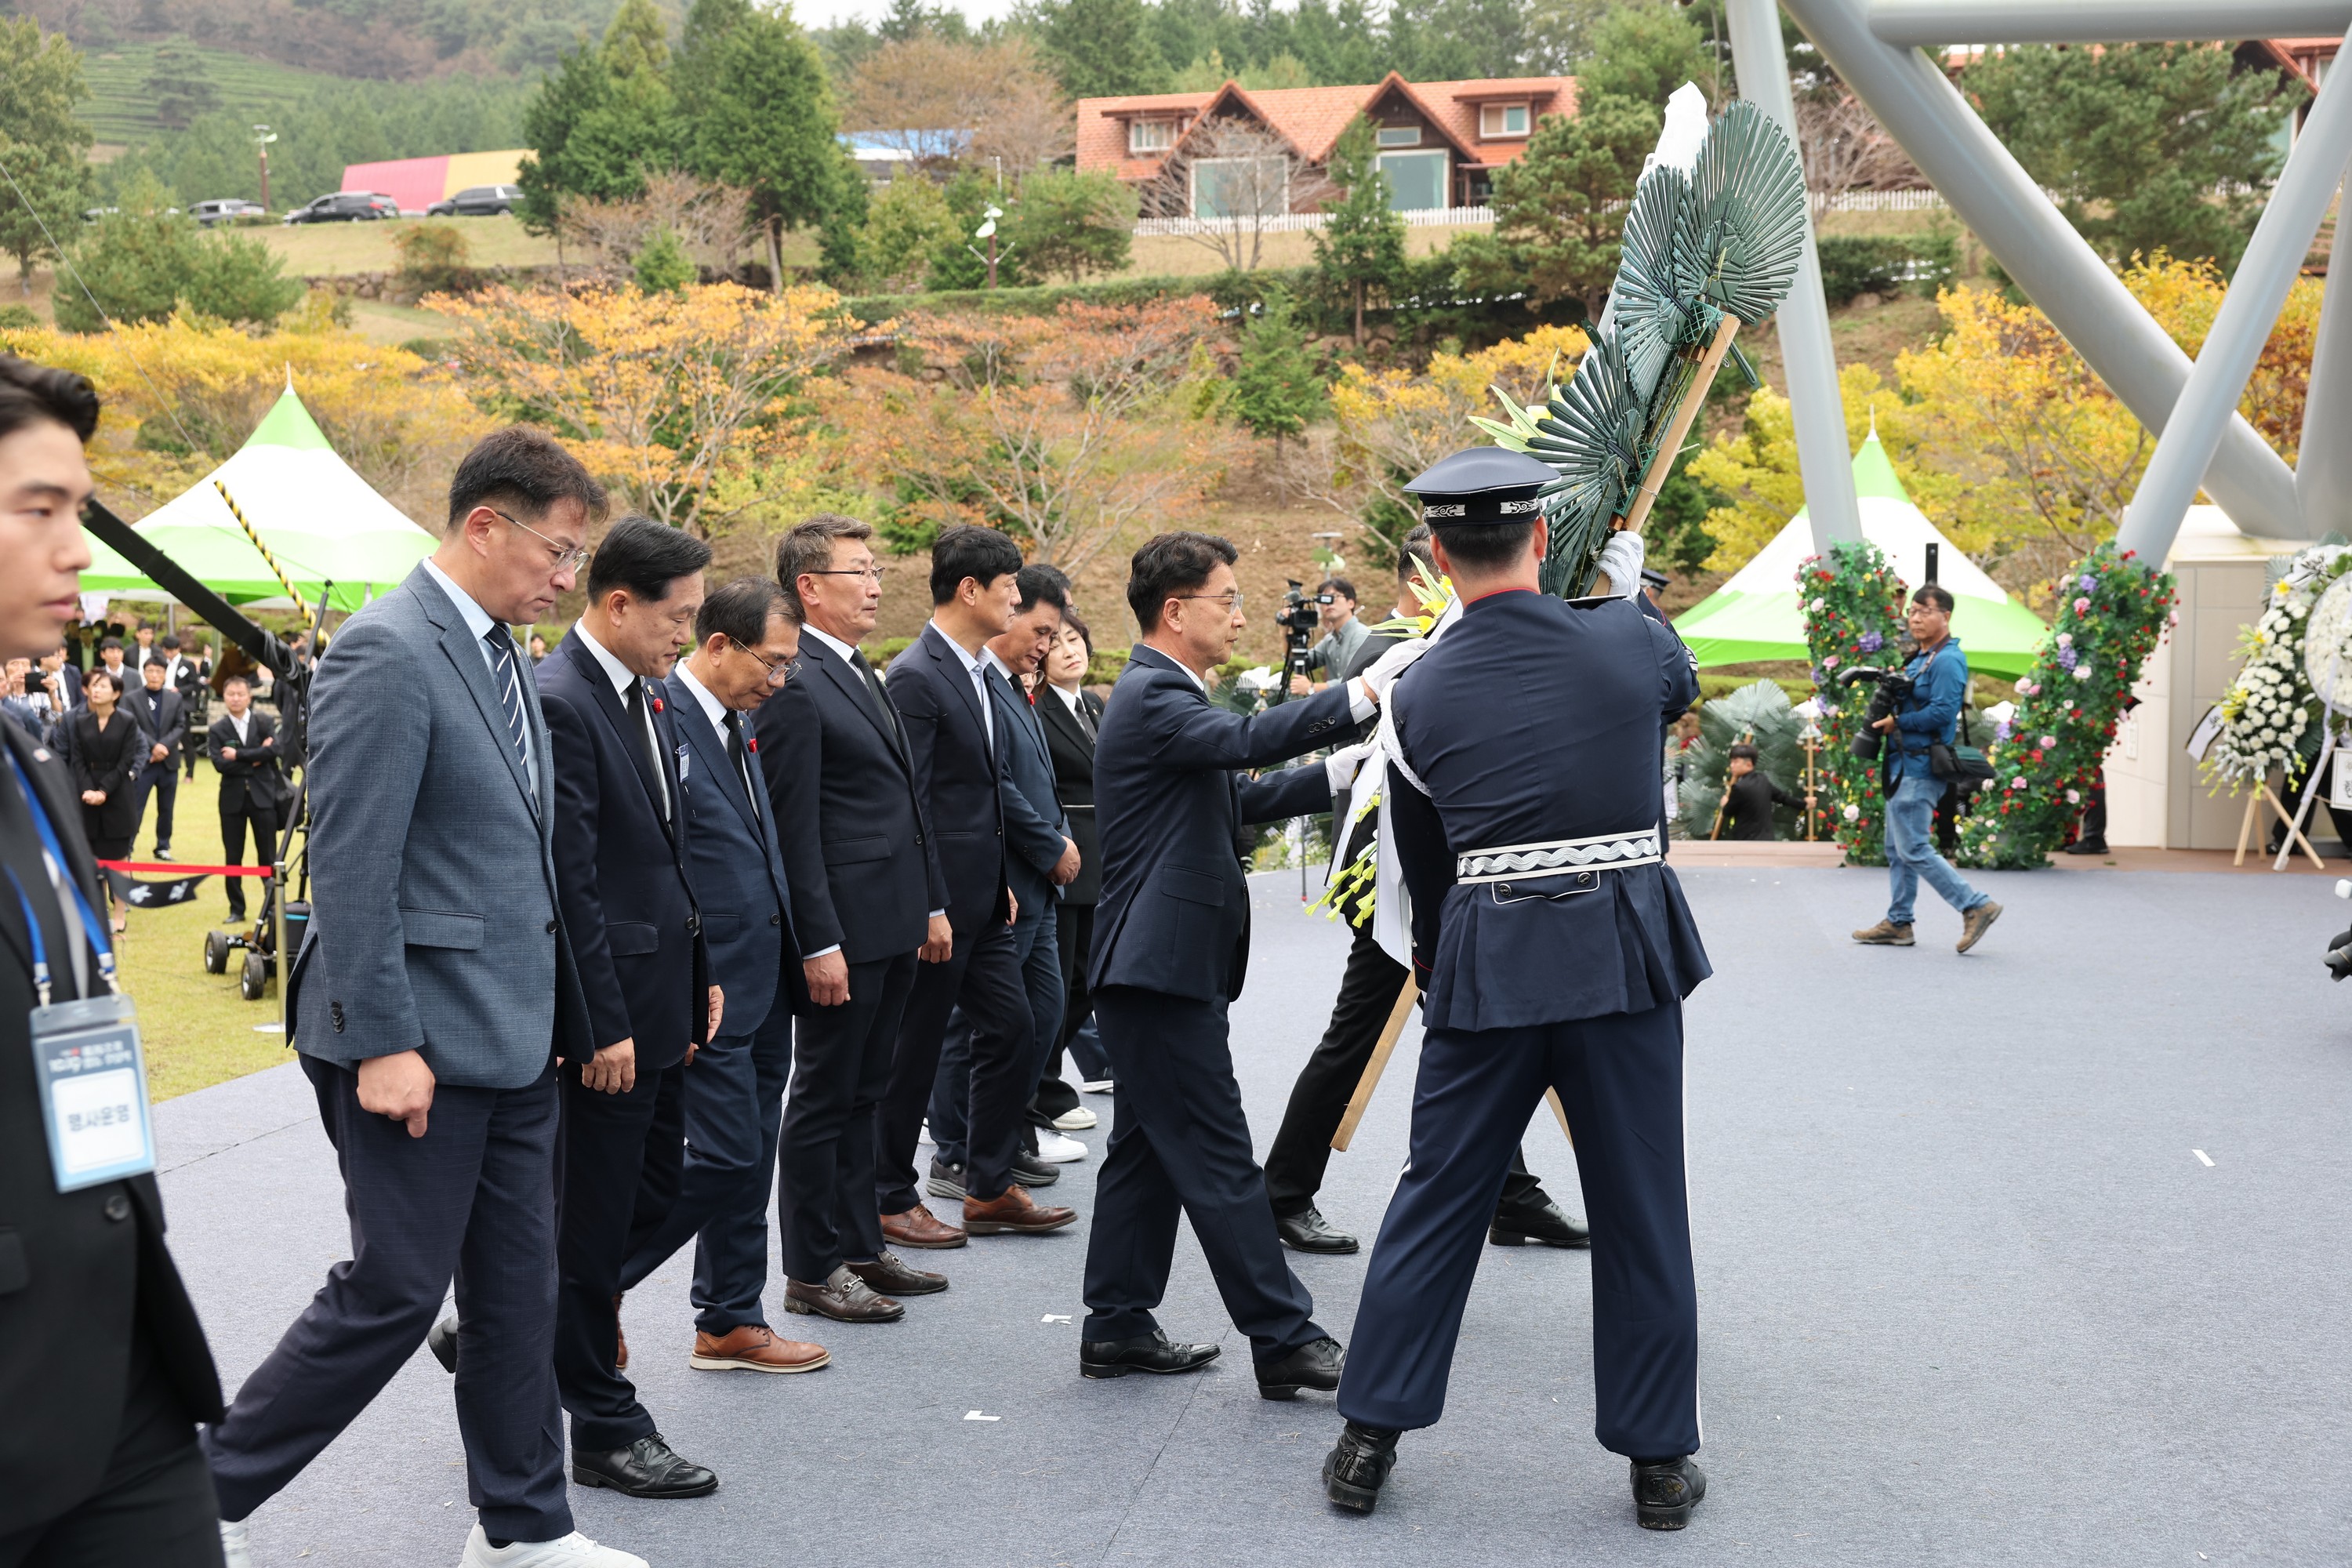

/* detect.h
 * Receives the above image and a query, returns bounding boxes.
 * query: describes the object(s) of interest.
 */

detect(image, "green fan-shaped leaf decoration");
[1677,99,1808,326]
[1523,334,1643,596]
[1610,163,1695,403]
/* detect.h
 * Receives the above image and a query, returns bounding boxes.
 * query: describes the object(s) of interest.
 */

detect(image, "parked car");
[282,191,398,224]
[191,198,266,227]
[425,183,521,218]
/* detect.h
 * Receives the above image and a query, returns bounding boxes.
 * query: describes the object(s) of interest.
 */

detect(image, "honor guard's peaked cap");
[1402,447,1555,526]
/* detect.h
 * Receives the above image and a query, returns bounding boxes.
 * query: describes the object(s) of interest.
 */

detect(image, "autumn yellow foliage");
[430,281,866,538]
[0,310,486,525]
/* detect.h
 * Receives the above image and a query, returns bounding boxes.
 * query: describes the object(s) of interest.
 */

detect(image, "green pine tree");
[1231,287,1325,464]
[516,0,682,233]
[633,224,695,294]
[1002,169,1134,284]
[1310,116,1406,345]
[0,20,94,292]
[53,172,201,332]
[1036,0,1170,98]
[143,43,221,132]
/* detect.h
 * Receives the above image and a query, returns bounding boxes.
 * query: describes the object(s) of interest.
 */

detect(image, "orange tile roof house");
[1076,72,1574,218]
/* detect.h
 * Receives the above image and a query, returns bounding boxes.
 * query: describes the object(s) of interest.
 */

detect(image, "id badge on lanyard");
[6,750,154,1192]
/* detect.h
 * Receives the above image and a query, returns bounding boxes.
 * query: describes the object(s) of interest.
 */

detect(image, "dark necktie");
[848,648,901,745]
[1074,692,1097,742]
[482,627,528,764]
[724,711,759,819]
[625,681,670,822]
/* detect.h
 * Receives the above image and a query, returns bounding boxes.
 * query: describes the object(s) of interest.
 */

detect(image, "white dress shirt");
[569,620,670,822]
[226,710,251,746]
[421,555,537,793]
[933,620,993,752]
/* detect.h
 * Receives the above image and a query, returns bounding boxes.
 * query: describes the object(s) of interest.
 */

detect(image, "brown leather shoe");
[614,1293,628,1371]
[881,1205,967,1250]
[784,1265,906,1323]
[963,1184,1078,1236]
[847,1248,949,1297]
[688,1323,830,1374]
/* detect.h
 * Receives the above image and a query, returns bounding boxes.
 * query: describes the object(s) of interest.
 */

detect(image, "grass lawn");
[78,42,350,147]
[347,298,456,347]
[107,760,296,1101]
[263,216,565,278]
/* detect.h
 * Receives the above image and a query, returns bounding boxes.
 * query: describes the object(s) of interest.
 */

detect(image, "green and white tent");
[1671,431,2050,679]
[82,380,436,614]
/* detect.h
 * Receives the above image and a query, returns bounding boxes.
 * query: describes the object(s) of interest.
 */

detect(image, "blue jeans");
[1885,768,1987,927]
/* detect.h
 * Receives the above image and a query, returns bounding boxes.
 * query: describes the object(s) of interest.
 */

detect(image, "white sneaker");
[1052,1105,1098,1131]
[220,1519,255,1568]
[1035,1129,1088,1163]
[1080,1080,1114,1094]
[461,1526,649,1568]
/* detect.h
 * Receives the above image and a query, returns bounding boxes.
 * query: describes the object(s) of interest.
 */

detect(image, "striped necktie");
[483,627,528,764]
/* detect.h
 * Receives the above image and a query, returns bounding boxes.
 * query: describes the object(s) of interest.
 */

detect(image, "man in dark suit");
[927,566,1081,1189]
[1320,452,1710,1531]
[758,517,958,1320]
[206,675,282,924]
[160,637,207,782]
[533,515,720,1502]
[1264,528,1586,1257]
[0,355,227,1567]
[207,427,644,1568]
[615,576,831,1374]
[122,656,183,859]
[880,526,1077,1241]
[1079,531,1392,1396]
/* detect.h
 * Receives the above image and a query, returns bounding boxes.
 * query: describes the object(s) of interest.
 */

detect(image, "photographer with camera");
[1285,577,1365,698]
[1850,585,2002,953]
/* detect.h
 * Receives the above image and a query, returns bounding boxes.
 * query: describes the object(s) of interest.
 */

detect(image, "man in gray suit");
[202,428,648,1568]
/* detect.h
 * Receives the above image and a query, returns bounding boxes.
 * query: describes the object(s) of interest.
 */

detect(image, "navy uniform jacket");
[1090,644,1353,1003]
[1389,590,1709,1033]
[665,667,808,1034]
[538,636,709,1067]
[755,639,941,970]
[887,625,1011,936]
[986,666,1069,916]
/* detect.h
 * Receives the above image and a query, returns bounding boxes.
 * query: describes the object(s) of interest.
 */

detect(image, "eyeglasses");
[728,636,794,687]
[1175,591,1246,614]
[808,565,887,583]
[491,508,592,574]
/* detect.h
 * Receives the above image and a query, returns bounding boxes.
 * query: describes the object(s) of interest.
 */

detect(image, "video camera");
[1272,579,1331,706]
[2325,879,2352,982]
[1835,665,1916,762]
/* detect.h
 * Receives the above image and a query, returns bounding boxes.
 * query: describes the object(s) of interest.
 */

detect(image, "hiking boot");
[1851,920,1915,946]
[1957,900,2003,953]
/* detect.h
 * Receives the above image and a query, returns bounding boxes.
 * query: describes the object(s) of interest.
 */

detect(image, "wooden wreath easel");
[2234,775,2327,869]
[1331,976,1573,1153]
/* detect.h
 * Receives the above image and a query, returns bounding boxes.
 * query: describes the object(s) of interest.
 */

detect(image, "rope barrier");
[212,479,305,607]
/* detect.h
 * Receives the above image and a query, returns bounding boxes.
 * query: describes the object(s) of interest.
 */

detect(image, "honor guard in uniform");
[1319,448,1714,1530]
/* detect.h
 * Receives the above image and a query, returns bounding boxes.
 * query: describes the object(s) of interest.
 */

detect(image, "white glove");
[1595,528,1646,599]
[1323,740,1374,793]
[1359,636,1430,705]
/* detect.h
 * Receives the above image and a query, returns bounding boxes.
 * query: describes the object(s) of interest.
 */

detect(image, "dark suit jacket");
[0,722,223,1536]
[986,666,1069,916]
[1036,684,1102,906]
[886,625,1010,936]
[754,637,941,971]
[207,710,285,814]
[666,669,806,1033]
[537,635,708,1066]
[1089,645,1353,1003]
[120,683,183,765]
[66,710,142,844]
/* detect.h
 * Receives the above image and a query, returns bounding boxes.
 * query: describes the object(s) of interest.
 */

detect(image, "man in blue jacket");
[1851,583,2002,953]
[1079,531,1392,1398]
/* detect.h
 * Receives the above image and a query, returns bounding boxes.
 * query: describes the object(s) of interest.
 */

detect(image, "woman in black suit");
[69,667,142,931]
[1032,612,1112,1117]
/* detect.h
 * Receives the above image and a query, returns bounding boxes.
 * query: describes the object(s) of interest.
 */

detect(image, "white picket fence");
[1132,187,1952,237]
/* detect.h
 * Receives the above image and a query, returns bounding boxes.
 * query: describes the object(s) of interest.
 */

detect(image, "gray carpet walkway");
[159,866,2352,1566]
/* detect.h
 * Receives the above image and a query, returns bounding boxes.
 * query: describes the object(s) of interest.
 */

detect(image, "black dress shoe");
[1489,1194,1591,1249]
[1323,1420,1399,1512]
[846,1248,948,1297]
[426,1314,457,1374]
[1009,1150,1060,1188]
[572,1432,719,1499]
[1079,1330,1221,1379]
[2064,837,2110,855]
[1255,1334,1344,1399]
[1276,1206,1359,1254]
[1631,1455,1707,1530]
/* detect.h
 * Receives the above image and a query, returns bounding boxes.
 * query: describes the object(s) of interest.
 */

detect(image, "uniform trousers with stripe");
[1336,999,1699,1460]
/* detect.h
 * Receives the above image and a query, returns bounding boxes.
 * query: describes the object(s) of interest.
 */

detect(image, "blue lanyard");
[5,748,116,996]
[4,864,53,1006]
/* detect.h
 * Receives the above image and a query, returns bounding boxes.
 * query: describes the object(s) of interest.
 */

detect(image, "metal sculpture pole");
[1867,0,2352,45]
[1779,0,2308,540]
[1726,0,1865,553]
[2298,176,2352,541]
[2118,58,2352,562]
